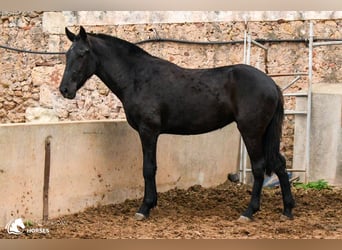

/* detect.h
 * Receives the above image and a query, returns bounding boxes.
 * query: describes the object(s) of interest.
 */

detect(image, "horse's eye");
[79,49,89,57]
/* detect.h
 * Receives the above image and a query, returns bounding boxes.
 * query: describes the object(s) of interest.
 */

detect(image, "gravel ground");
[2,181,342,239]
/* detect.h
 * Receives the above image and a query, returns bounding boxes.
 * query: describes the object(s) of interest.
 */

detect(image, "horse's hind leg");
[273,154,295,219]
[239,134,295,221]
[238,134,266,221]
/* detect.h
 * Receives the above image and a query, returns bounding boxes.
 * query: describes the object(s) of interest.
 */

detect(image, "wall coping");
[312,83,342,95]
[43,11,342,34]
[0,119,127,128]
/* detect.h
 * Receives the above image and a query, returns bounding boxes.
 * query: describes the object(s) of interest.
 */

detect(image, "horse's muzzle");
[59,86,76,99]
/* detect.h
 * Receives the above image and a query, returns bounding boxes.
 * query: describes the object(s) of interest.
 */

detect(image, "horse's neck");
[91,37,141,102]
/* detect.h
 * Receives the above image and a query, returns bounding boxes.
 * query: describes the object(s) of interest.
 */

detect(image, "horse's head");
[59,26,97,99]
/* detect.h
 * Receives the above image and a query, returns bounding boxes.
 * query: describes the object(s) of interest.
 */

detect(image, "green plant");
[24,220,34,227]
[294,179,331,190]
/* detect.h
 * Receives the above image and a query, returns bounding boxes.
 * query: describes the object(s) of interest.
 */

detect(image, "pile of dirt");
[1,181,342,239]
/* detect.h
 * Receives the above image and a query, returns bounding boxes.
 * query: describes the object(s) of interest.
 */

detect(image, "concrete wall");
[310,84,342,186]
[0,120,239,226]
[293,84,342,186]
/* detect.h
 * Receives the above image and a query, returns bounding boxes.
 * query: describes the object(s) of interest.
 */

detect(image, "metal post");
[240,26,269,184]
[239,18,251,184]
[239,137,245,183]
[246,34,251,65]
[243,18,248,65]
[242,34,252,184]
[305,21,314,184]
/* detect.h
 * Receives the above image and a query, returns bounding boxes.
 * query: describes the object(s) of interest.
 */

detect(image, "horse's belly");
[161,109,235,135]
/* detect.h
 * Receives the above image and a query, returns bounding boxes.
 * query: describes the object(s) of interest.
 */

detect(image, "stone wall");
[1,11,342,168]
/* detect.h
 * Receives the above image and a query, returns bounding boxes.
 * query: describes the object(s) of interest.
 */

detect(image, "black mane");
[88,32,150,56]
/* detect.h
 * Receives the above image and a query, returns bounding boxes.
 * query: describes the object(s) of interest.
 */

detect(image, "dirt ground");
[1,181,342,239]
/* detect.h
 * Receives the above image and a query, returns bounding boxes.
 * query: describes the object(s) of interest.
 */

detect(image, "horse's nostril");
[59,86,76,99]
[60,86,68,95]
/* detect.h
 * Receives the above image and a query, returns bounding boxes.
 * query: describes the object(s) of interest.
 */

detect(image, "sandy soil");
[1,181,342,239]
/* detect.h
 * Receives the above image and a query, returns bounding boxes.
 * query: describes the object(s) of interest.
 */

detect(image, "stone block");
[25,107,59,123]
[42,11,76,34]
[32,65,64,88]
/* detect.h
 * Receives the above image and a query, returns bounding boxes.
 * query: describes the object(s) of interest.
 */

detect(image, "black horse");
[59,26,295,221]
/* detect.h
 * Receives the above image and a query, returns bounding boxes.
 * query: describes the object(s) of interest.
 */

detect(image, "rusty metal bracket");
[43,136,52,222]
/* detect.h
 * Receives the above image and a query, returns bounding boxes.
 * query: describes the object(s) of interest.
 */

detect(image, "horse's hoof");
[134,213,147,221]
[280,214,293,221]
[237,215,252,223]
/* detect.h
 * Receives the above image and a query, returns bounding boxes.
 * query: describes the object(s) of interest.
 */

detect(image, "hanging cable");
[0,44,65,55]
[1,37,342,55]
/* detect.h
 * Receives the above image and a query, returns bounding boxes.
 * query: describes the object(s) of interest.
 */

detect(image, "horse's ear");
[79,26,87,41]
[65,27,76,41]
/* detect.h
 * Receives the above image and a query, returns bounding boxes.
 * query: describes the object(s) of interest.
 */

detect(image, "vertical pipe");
[43,136,52,222]
[264,45,269,74]
[306,21,314,184]
[239,137,244,182]
[240,18,248,183]
[243,18,247,64]
[246,34,251,65]
[242,34,252,184]
[242,143,248,184]
[239,33,252,184]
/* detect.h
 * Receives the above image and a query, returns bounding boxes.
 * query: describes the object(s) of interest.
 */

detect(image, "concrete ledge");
[42,11,342,34]
[0,120,239,226]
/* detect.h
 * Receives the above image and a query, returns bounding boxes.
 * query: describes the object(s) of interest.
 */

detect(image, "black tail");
[263,85,284,176]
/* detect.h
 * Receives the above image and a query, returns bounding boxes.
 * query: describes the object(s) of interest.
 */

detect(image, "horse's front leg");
[135,127,159,220]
